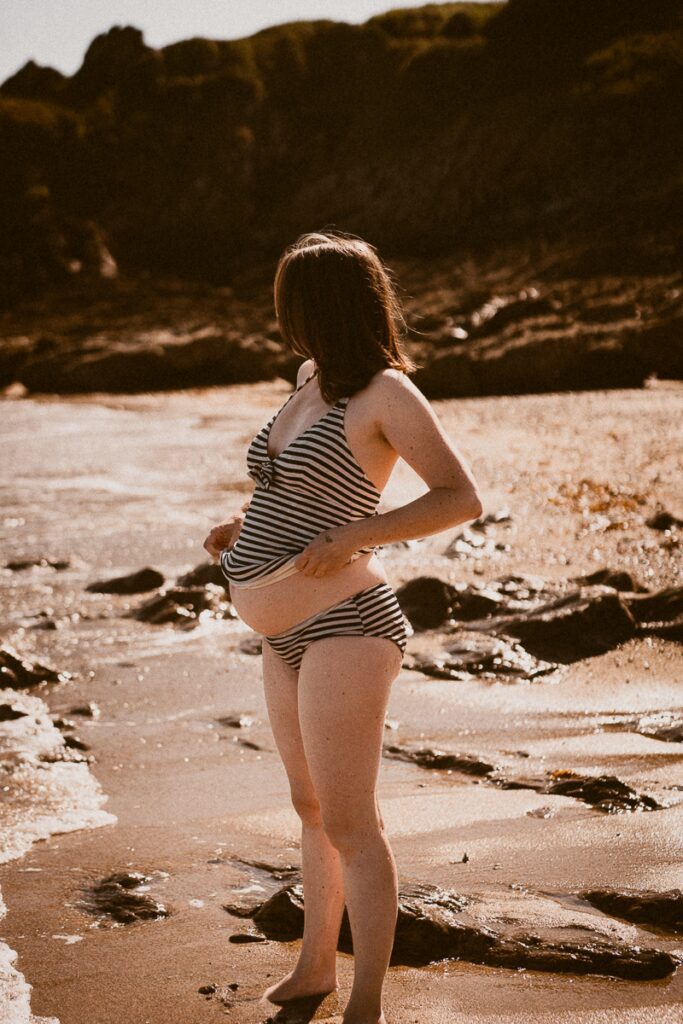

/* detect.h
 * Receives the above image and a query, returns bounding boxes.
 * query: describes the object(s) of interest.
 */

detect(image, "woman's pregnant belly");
[229,551,388,635]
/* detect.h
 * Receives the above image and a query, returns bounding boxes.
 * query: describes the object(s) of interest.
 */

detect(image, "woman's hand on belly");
[293,526,357,578]
[203,513,244,559]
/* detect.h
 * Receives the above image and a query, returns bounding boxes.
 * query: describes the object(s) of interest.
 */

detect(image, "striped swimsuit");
[220,369,412,669]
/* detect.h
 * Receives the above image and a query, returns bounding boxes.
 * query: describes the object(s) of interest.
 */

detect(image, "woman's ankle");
[342,1000,385,1024]
[294,947,338,977]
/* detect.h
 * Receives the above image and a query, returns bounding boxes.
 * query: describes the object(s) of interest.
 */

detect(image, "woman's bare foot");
[262,965,339,1005]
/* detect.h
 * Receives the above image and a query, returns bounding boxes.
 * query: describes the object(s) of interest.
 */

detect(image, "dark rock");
[486,936,676,981]
[387,883,489,967]
[0,703,28,721]
[19,331,278,394]
[5,556,70,571]
[78,871,169,924]
[494,769,663,813]
[395,577,458,629]
[216,713,255,728]
[413,348,479,399]
[580,300,638,324]
[228,932,267,944]
[238,635,263,656]
[467,292,555,340]
[69,701,101,718]
[231,857,301,882]
[580,889,683,935]
[223,901,259,919]
[252,884,305,941]
[647,621,683,643]
[624,586,683,625]
[634,713,683,744]
[646,510,683,531]
[40,745,92,765]
[236,881,680,979]
[51,716,76,730]
[380,741,663,814]
[0,337,35,385]
[131,585,233,626]
[176,561,228,591]
[450,586,505,620]
[495,588,637,662]
[0,645,68,688]
[544,771,662,813]
[407,632,557,681]
[63,735,90,751]
[570,567,647,592]
[234,737,263,750]
[86,567,165,594]
[604,712,683,744]
[470,508,512,529]
[198,984,217,995]
[384,744,496,776]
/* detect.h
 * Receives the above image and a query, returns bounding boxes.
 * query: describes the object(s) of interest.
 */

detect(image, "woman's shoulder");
[296,358,316,385]
[367,367,423,402]
[352,368,426,425]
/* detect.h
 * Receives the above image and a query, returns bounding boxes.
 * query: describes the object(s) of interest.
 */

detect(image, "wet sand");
[1,379,682,1023]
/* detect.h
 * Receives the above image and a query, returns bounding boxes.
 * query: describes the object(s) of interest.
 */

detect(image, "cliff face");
[2,0,682,299]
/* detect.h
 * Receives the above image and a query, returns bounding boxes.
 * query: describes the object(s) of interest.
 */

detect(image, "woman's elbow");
[465,491,484,521]
[440,485,483,522]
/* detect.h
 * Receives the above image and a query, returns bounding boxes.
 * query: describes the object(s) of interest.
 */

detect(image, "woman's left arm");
[294,372,483,576]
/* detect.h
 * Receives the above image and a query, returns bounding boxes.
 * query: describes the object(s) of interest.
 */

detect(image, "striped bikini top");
[220,370,382,586]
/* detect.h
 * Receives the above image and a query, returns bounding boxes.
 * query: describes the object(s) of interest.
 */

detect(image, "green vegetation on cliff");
[1,0,682,297]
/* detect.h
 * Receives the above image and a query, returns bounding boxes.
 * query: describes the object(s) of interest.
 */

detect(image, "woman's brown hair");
[274,229,416,402]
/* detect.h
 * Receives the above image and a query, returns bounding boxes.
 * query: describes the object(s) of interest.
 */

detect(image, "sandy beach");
[1,378,682,1024]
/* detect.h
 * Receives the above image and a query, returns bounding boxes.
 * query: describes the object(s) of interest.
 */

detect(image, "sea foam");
[0,687,116,1024]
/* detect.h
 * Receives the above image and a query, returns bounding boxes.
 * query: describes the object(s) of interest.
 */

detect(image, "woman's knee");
[320,807,384,854]
[291,787,324,827]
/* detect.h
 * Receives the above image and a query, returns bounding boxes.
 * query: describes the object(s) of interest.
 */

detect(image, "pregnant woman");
[204,230,482,1024]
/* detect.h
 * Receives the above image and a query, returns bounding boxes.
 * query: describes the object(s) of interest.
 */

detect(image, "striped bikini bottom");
[264,582,413,671]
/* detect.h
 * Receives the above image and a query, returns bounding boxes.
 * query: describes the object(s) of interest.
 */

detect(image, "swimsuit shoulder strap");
[264,368,317,431]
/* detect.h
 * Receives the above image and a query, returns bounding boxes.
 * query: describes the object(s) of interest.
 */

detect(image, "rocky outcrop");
[382,740,664,814]
[223,880,681,979]
[399,572,682,678]
[1,2,683,394]
[14,329,280,394]
[580,889,683,935]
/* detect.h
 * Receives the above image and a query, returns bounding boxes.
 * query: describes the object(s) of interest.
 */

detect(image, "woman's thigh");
[261,639,319,816]
[296,636,402,838]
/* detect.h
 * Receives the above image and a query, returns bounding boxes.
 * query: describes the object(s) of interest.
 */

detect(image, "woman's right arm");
[202,497,251,560]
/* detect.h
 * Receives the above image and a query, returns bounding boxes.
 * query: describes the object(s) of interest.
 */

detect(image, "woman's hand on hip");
[293,527,357,577]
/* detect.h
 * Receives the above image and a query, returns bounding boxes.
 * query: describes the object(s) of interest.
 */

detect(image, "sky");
[0,0,493,84]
